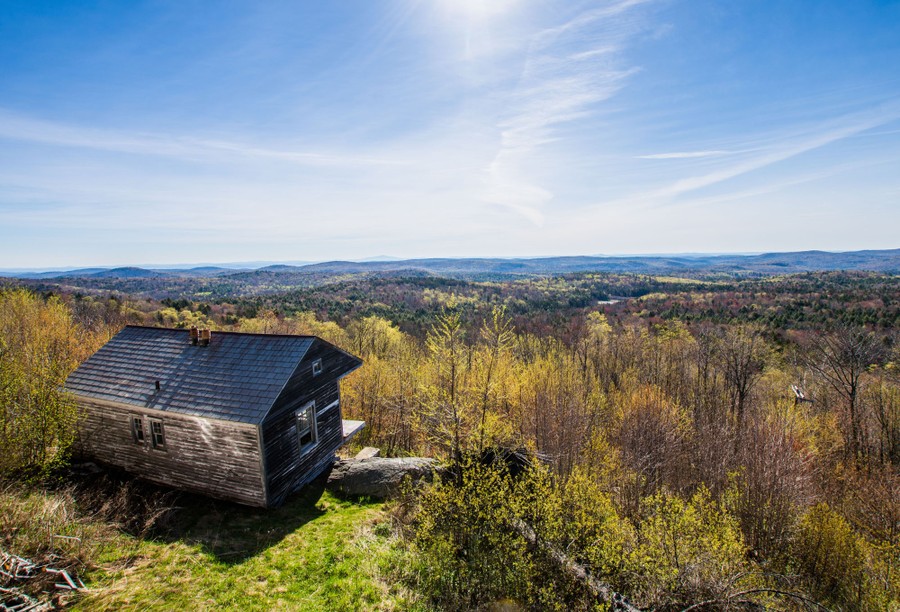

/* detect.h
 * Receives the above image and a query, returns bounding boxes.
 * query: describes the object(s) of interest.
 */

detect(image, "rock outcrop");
[327,457,439,498]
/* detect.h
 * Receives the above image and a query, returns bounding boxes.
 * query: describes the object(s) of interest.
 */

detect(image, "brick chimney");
[189,326,199,345]
[199,328,211,347]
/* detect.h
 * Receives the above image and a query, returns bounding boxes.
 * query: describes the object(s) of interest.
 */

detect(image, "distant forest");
[11,268,900,334]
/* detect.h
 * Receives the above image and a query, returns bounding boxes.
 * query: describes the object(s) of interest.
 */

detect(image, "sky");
[1,0,900,268]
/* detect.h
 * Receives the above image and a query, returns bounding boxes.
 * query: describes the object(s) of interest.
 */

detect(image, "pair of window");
[132,416,166,449]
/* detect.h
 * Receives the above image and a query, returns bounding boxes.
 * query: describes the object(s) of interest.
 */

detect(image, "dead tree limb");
[513,519,641,612]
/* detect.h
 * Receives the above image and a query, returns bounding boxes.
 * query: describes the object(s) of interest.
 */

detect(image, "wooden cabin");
[65,325,364,507]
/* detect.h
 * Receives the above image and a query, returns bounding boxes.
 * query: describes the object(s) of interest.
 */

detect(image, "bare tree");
[802,325,888,459]
[717,325,770,431]
[690,324,725,425]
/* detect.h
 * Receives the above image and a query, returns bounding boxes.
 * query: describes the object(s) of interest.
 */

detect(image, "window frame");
[131,416,145,444]
[149,418,166,450]
[312,358,323,377]
[295,401,318,454]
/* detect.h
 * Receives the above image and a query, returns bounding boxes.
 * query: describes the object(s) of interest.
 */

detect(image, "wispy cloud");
[481,0,655,225]
[0,108,397,167]
[586,104,900,216]
[647,106,900,202]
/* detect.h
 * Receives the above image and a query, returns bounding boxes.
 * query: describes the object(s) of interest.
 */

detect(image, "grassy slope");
[74,482,413,611]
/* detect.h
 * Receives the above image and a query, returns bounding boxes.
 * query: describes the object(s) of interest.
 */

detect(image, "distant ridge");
[7,265,241,280]
[88,267,169,279]
[270,249,900,276]
[4,248,900,280]
[21,267,108,279]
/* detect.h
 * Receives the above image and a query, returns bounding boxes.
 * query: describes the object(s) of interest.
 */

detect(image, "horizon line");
[3,247,900,274]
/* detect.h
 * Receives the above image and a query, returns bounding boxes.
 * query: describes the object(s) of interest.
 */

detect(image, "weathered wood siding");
[75,396,267,507]
[262,339,361,506]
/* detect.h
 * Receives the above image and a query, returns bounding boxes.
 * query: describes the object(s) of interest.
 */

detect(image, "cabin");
[65,325,364,507]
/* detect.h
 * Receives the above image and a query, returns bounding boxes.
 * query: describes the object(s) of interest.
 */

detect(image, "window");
[295,402,318,453]
[131,416,145,444]
[149,419,166,450]
[312,358,323,377]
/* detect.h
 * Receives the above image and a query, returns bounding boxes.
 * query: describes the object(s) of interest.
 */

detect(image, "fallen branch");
[45,569,78,591]
[513,519,641,612]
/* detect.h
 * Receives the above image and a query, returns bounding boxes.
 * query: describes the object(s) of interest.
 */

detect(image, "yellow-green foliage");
[346,315,406,359]
[0,289,93,473]
[793,503,900,610]
[407,460,533,609]
[421,288,479,307]
[528,467,635,583]
[5,285,899,609]
[289,311,349,347]
[237,310,349,347]
[154,306,214,329]
[630,487,749,608]
[405,462,757,610]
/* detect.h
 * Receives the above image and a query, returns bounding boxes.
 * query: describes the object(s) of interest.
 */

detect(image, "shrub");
[403,459,533,609]
[630,487,750,609]
[517,464,636,609]
[400,459,638,610]
[792,503,899,610]
[526,466,634,585]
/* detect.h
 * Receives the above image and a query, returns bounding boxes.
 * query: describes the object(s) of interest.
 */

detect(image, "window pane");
[150,420,165,448]
[297,409,310,431]
[296,404,317,451]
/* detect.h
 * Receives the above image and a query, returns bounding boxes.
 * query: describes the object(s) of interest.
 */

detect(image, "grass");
[2,475,418,611]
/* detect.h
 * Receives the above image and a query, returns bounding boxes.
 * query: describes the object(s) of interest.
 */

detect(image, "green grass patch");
[68,482,414,611]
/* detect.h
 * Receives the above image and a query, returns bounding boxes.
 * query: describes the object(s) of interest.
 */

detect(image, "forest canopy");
[1,271,898,609]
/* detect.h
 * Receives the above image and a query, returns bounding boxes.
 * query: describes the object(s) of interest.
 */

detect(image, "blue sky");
[1,0,899,267]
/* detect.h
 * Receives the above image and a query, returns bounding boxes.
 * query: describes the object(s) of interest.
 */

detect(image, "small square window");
[131,417,145,444]
[296,402,318,453]
[149,419,166,450]
[312,359,323,377]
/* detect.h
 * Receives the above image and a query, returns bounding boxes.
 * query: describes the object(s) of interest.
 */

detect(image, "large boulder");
[327,457,439,498]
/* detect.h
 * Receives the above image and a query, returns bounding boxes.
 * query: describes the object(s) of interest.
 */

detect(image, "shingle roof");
[65,326,314,424]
